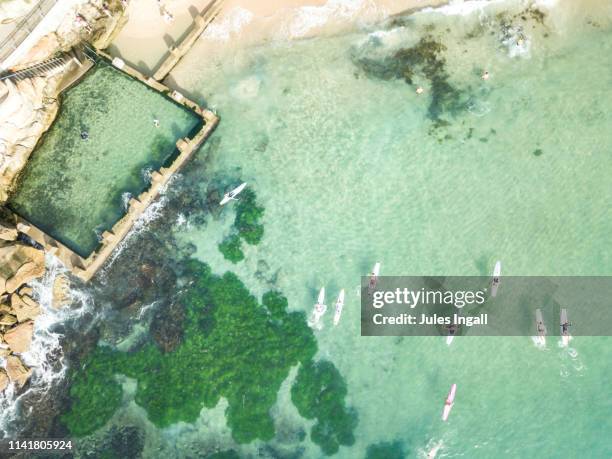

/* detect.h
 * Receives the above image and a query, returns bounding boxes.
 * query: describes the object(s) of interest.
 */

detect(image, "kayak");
[442,383,456,421]
[317,287,325,305]
[535,308,546,346]
[333,289,345,326]
[220,182,247,205]
[368,262,381,292]
[560,308,571,346]
[491,260,501,297]
[308,288,327,328]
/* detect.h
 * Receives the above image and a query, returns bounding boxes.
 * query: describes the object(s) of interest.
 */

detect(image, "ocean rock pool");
[8,62,202,257]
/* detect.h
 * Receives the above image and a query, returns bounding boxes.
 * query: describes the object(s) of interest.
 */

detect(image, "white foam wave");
[202,7,254,41]
[142,166,153,184]
[281,0,377,39]
[421,0,504,17]
[534,0,558,9]
[121,191,133,211]
[0,254,94,437]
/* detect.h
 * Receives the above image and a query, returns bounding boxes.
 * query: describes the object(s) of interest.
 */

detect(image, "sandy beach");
[109,0,447,76]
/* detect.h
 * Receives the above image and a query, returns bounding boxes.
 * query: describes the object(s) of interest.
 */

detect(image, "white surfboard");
[535,308,546,346]
[446,335,455,346]
[333,289,345,326]
[368,262,381,293]
[308,288,327,329]
[220,182,247,205]
[442,383,456,421]
[493,260,501,278]
[560,308,571,346]
[426,441,443,458]
[491,260,501,297]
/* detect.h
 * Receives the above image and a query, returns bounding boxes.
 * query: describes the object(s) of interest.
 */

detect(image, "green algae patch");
[234,188,264,245]
[205,451,241,459]
[365,441,406,459]
[291,360,358,455]
[62,260,318,442]
[218,233,245,263]
[353,36,463,121]
[61,346,123,437]
[217,188,264,261]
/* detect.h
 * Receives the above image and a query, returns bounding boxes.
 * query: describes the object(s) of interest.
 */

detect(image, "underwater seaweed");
[62,260,321,444]
[218,233,245,263]
[291,360,358,455]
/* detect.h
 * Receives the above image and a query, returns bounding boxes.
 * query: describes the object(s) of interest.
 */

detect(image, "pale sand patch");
[107,0,213,74]
[109,0,446,77]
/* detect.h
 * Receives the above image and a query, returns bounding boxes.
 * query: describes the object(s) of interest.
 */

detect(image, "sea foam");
[202,7,254,41]
[0,254,94,437]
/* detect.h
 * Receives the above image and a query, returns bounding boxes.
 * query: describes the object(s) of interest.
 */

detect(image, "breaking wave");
[202,7,254,41]
[0,254,94,437]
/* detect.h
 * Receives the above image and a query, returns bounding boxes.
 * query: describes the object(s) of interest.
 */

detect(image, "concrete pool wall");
[8,49,218,282]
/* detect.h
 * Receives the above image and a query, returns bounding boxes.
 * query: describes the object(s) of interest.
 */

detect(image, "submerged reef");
[63,259,356,454]
[234,188,265,245]
[218,233,245,263]
[353,36,463,121]
[63,260,317,440]
[218,188,264,262]
[365,441,406,459]
[291,360,358,455]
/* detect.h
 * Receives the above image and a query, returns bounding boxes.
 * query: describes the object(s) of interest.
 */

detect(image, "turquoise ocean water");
[6,1,612,458]
[164,0,612,456]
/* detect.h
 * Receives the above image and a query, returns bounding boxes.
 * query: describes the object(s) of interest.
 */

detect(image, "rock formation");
[0,0,128,201]
[52,274,70,309]
[0,211,44,391]
[5,354,32,388]
[0,368,8,392]
[3,320,34,353]
[0,0,129,393]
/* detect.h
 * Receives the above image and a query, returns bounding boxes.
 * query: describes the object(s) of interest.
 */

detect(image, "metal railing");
[0,0,60,64]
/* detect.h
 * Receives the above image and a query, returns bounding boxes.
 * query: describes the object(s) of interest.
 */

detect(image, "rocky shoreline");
[0,0,128,394]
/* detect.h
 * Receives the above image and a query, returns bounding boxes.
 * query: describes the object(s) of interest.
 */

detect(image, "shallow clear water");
[160,1,612,456]
[9,64,201,257]
[10,0,612,457]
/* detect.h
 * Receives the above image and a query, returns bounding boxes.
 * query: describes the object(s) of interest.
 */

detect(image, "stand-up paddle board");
[220,182,247,205]
[333,289,345,326]
[308,288,327,329]
[442,383,456,421]
[560,308,571,346]
[368,262,381,293]
[445,324,458,346]
[535,308,547,346]
[491,260,501,297]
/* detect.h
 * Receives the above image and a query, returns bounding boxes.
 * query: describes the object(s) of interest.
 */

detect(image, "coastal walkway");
[0,0,59,66]
[6,47,219,282]
[0,52,79,82]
